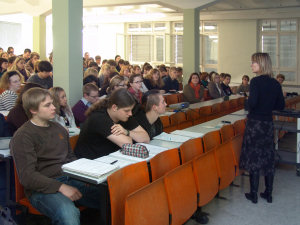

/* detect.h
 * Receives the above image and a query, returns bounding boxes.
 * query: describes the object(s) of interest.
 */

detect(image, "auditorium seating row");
[107,119,246,225]
[161,97,245,133]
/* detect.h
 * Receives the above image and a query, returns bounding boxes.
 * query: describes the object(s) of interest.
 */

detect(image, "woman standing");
[0,71,22,110]
[240,53,285,204]
[49,87,76,128]
[183,72,204,103]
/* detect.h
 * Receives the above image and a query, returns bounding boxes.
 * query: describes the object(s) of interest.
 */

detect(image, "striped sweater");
[0,90,18,111]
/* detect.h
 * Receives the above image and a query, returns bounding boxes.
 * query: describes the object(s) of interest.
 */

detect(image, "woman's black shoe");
[260,192,272,203]
[245,192,258,203]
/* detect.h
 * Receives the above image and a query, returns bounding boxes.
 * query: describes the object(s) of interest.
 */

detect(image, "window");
[260,19,298,84]
[171,22,183,65]
[200,22,218,72]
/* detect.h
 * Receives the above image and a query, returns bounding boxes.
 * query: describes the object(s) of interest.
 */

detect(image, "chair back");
[150,148,180,181]
[220,124,235,143]
[203,130,221,152]
[107,161,150,225]
[233,119,246,135]
[125,178,169,225]
[180,138,203,163]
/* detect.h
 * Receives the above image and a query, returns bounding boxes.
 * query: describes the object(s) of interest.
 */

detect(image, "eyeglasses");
[133,81,143,84]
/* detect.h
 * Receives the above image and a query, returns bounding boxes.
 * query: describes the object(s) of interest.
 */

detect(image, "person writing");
[10,88,102,225]
[74,88,150,159]
[239,53,285,204]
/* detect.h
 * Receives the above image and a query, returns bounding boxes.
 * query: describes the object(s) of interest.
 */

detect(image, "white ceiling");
[0,0,299,17]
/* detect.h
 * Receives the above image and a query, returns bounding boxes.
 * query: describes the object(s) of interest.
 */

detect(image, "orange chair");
[177,92,184,102]
[180,138,204,164]
[107,161,150,225]
[165,94,179,106]
[220,100,230,115]
[169,111,192,130]
[186,108,201,125]
[164,162,197,225]
[199,105,212,122]
[202,130,221,152]
[192,150,219,207]
[220,124,235,143]
[230,134,244,176]
[209,103,221,120]
[229,99,238,112]
[160,115,170,129]
[233,119,246,135]
[125,178,169,225]
[237,97,245,108]
[14,165,41,215]
[214,141,236,190]
[150,148,180,181]
[69,135,79,150]
[203,89,212,101]
[179,83,183,91]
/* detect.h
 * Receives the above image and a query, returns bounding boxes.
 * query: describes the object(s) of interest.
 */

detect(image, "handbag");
[0,206,17,225]
[120,143,149,158]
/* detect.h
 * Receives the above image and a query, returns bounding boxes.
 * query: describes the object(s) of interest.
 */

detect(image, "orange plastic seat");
[220,100,230,115]
[229,99,238,112]
[199,105,212,122]
[125,178,169,225]
[214,141,236,190]
[220,124,235,143]
[180,138,204,163]
[14,165,42,215]
[160,115,170,128]
[230,134,244,176]
[233,119,246,135]
[209,103,221,120]
[164,162,197,225]
[237,97,245,107]
[169,111,192,130]
[192,150,219,206]
[150,148,180,181]
[203,130,221,152]
[177,92,184,102]
[69,135,79,150]
[165,94,179,105]
[186,109,201,125]
[107,161,150,225]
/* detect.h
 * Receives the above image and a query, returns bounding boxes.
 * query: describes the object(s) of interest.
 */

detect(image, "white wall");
[218,19,257,84]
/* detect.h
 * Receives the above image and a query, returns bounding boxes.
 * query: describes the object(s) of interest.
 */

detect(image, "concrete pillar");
[183,8,200,85]
[33,15,46,60]
[52,0,83,106]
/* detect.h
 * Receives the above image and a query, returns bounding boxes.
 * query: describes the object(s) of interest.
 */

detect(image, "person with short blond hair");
[10,87,102,225]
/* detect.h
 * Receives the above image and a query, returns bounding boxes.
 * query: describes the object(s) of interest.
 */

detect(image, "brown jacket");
[183,84,204,103]
[208,82,224,99]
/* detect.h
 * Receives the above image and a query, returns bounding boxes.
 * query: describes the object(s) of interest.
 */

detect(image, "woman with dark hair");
[128,74,143,103]
[143,69,165,93]
[221,73,233,96]
[200,72,209,88]
[240,53,285,204]
[0,57,8,78]
[183,73,204,103]
[49,87,76,128]
[237,75,250,94]
[134,90,166,139]
[74,88,150,159]
[99,71,119,97]
[6,83,43,134]
[0,70,22,110]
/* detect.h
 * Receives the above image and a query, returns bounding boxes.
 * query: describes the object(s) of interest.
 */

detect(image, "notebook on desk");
[153,132,191,143]
[62,158,119,183]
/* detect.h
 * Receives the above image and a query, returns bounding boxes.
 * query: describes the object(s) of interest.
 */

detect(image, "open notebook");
[153,132,191,143]
[62,158,119,183]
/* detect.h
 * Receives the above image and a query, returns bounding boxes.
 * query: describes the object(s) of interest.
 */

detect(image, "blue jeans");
[29,176,102,225]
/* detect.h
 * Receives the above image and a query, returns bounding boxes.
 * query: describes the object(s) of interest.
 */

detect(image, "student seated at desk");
[134,90,166,139]
[74,88,150,160]
[72,83,99,127]
[50,87,76,129]
[6,82,43,134]
[163,66,179,93]
[183,73,204,103]
[10,88,102,225]
[208,73,224,99]
[221,73,233,96]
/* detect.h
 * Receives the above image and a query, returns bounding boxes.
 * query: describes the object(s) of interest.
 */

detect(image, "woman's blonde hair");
[84,68,98,78]
[0,70,23,90]
[8,56,30,78]
[99,64,111,77]
[119,65,130,77]
[251,52,273,77]
[49,87,72,115]
[147,68,164,88]
[107,75,125,94]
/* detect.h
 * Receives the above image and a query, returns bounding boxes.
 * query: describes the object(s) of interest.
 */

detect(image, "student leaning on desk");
[10,88,102,225]
[74,88,150,160]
